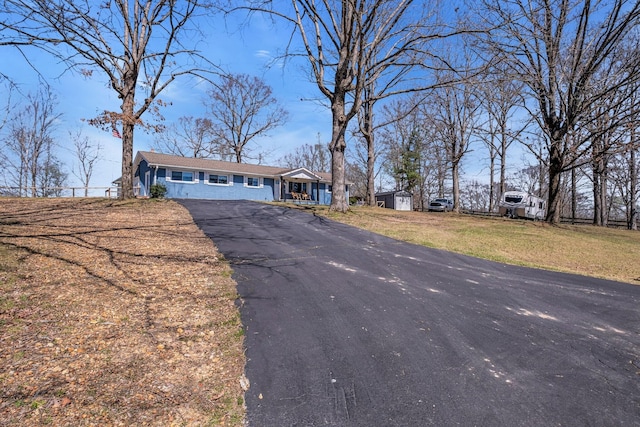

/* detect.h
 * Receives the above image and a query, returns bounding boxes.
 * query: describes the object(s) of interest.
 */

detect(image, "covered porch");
[279,168,324,204]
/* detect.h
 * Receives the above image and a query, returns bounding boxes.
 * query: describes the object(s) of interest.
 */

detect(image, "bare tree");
[610,105,640,230]
[624,137,639,230]
[2,87,62,196]
[586,111,624,226]
[461,179,490,212]
[519,134,550,201]
[206,73,288,163]
[0,80,16,134]
[475,68,527,211]
[234,0,457,212]
[279,137,331,172]
[0,82,16,189]
[628,116,639,230]
[419,132,449,209]
[380,97,449,209]
[354,2,455,207]
[350,124,386,203]
[71,129,102,196]
[152,116,227,159]
[1,0,220,199]
[345,160,367,202]
[380,103,423,190]
[480,0,640,223]
[425,74,481,213]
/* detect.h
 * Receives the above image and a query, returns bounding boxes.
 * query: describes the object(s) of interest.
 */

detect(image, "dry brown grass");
[2,198,638,426]
[298,204,640,285]
[0,198,245,426]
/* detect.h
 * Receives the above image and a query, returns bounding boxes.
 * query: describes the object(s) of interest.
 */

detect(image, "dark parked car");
[428,198,453,212]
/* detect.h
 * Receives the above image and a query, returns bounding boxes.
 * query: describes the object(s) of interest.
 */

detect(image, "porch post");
[316,180,320,204]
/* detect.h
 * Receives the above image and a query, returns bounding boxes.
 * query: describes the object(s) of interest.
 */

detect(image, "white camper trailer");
[498,191,546,220]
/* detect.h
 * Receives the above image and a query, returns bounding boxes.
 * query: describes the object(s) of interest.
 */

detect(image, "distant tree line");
[0,86,67,197]
[232,0,640,226]
[1,0,639,228]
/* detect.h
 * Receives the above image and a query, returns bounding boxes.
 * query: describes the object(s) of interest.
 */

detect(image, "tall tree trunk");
[546,130,566,224]
[30,163,37,198]
[548,172,562,223]
[630,145,637,230]
[120,91,136,200]
[360,95,376,207]
[571,167,577,223]
[452,160,460,213]
[538,144,545,198]
[601,167,609,227]
[500,144,507,199]
[593,164,602,226]
[121,124,134,200]
[329,96,348,212]
[366,139,375,206]
[433,156,444,197]
[489,144,496,212]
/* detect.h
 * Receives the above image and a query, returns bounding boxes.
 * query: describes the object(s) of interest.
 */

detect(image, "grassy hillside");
[0,199,245,426]
[292,204,640,285]
[1,198,638,426]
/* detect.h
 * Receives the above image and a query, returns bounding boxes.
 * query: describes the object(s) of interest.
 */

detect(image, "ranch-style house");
[132,150,348,204]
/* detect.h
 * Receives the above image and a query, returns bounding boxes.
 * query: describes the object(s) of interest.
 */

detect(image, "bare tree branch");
[1,0,222,199]
[205,73,288,163]
[478,0,640,223]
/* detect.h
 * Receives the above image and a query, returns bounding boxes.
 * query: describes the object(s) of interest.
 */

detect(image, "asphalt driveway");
[178,200,640,426]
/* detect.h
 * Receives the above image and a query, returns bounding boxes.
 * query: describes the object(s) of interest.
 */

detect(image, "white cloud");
[255,49,271,59]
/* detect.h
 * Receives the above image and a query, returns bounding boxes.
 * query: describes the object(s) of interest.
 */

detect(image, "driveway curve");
[178,200,640,426]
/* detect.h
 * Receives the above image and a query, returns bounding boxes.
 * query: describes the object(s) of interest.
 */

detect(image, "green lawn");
[286,204,640,285]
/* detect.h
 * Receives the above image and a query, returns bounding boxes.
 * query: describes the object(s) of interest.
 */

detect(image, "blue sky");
[1,6,526,194]
[1,10,333,190]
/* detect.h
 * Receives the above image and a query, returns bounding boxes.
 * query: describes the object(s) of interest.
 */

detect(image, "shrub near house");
[150,183,167,199]
[131,151,349,205]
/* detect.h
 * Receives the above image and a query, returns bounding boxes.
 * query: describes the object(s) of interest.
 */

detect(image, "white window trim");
[244,176,263,188]
[166,169,198,184]
[205,173,232,186]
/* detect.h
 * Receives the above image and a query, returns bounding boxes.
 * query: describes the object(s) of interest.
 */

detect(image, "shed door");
[395,196,411,211]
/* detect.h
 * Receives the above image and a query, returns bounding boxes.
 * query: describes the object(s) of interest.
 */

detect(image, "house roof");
[375,190,413,197]
[135,151,334,182]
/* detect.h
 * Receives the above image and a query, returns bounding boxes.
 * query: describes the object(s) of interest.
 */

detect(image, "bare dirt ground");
[0,198,245,426]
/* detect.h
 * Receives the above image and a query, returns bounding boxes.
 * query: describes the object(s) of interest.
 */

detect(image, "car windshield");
[505,196,523,203]
[435,199,448,203]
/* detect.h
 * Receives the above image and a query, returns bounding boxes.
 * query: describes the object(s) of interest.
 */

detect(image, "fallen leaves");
[0,198,245,426]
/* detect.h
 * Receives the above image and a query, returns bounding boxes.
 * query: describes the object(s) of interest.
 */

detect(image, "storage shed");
[375,191,413,211]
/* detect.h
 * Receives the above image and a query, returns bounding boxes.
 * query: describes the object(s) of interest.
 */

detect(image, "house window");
[208,174,229,185]
[170,170,194,182]
[245,177,261,187]
[327,184,332,193]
